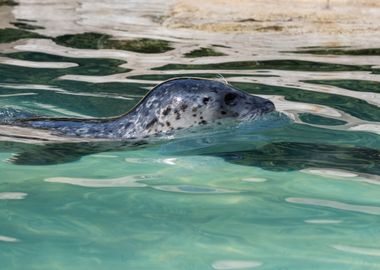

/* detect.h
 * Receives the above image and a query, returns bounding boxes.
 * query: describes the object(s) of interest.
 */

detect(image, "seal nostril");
[263,101,275,112]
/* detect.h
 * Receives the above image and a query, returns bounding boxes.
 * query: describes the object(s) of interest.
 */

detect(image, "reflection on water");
[0,1,380,269]
[54,32,174,54]
[298,113,347,126]
[209,142,380,175]
[153,59,373,72]
[0,28,46,43]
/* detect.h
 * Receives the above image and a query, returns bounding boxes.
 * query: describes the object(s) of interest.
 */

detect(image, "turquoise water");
[1,8,380,270]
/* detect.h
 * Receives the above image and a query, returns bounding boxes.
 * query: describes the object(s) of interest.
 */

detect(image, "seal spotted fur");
[10,78,275,140]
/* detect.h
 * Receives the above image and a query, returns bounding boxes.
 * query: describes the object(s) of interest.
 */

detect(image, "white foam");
[0,235,19,242]
[286,197,380,215]
[305,219,342,224]
[45,175,159,188]
[241,178,267,183]
[0,192,27,200]
[333,245,380,257]
[212,260,262,269]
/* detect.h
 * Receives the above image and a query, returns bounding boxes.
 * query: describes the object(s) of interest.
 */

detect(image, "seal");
[9,78,275,140]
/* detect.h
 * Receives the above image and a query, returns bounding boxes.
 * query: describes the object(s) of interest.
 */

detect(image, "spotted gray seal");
[8,78,275,140]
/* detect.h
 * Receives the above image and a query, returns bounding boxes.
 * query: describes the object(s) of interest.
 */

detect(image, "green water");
[1,22,380,270]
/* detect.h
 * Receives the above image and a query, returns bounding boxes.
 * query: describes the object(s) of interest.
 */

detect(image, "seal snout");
[248,95,275,114]
[262,100,275,113]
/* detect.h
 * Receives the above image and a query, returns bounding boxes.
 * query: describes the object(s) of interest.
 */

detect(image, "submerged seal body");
[9,78,275,139]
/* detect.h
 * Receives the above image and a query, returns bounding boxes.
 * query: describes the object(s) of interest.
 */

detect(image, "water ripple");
[241,177,267,183]
[304,219,343,224]
[286,197,380,215]
[302,168,380,185]
[212,260,262,269]
[152,185,238,194]
[0,235,19,242]
[0,2,380,269]
[45,175,160,188]
[333,245,380,257]
[302,168,358,178]
[0,57,78,69]
[0,93,37,97]
[0,192,27,200]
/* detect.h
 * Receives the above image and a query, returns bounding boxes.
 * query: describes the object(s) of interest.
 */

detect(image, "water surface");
[1,1,380,269]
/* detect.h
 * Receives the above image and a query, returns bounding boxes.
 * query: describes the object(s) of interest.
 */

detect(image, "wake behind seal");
[4,78,275,140]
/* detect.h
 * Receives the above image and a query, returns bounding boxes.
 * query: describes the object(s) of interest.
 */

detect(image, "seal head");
[135,78,275,135]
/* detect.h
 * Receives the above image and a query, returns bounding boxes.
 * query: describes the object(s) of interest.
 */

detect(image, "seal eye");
[224,93,237,105]
[202,97,210,105]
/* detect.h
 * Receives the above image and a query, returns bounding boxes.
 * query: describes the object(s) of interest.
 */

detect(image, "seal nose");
[262,100,275,113]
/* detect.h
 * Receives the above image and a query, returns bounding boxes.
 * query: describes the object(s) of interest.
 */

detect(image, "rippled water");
[1,1,380,269]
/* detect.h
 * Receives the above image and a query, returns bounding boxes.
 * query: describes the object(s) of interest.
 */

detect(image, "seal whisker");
[216,73,229,85]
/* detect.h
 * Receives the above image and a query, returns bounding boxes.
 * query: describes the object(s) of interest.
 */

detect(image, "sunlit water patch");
[0,192,27,200]
[0,4,380,269]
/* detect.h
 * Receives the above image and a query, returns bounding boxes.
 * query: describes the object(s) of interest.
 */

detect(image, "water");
[1,1,380,269]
